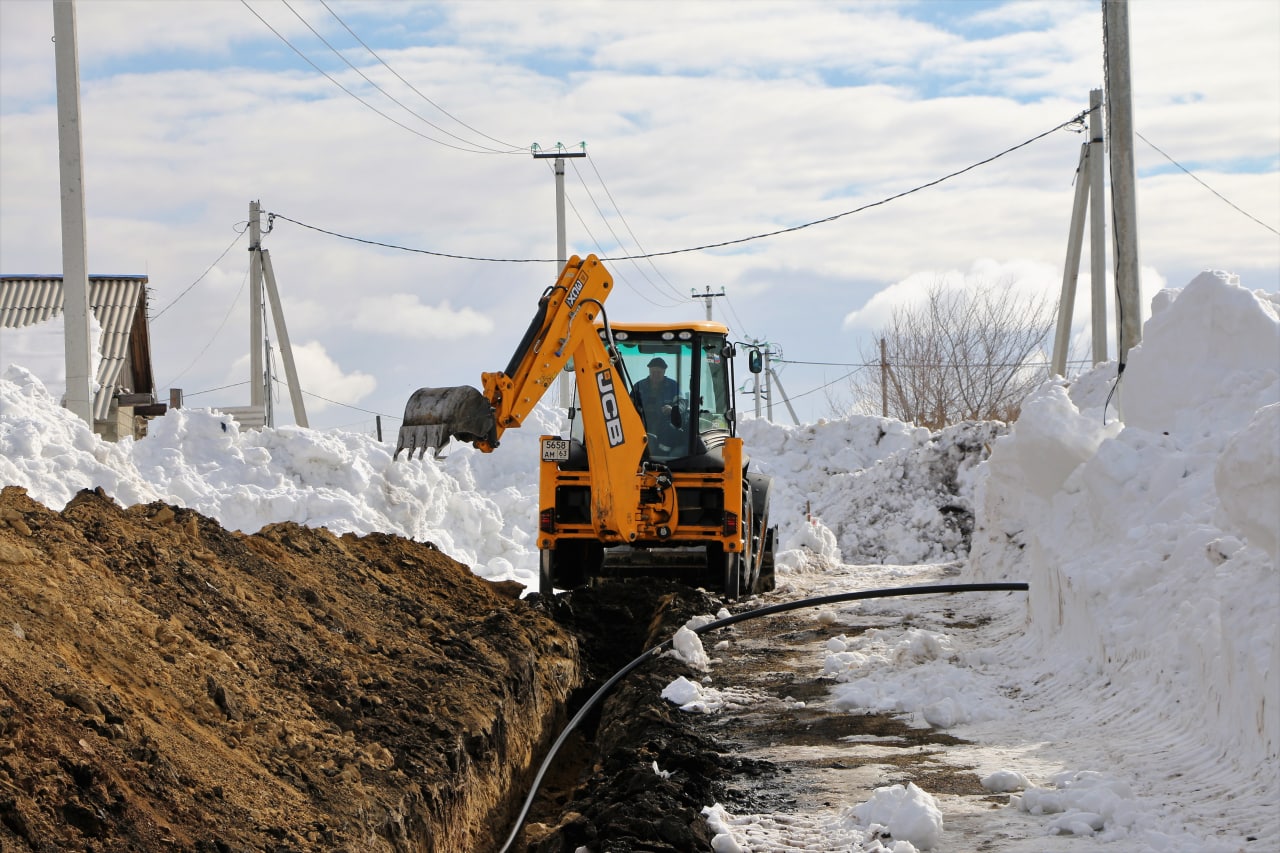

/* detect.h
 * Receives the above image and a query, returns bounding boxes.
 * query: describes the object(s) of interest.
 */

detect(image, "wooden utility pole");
[53,0,92,425]
[1103,0,1143,365]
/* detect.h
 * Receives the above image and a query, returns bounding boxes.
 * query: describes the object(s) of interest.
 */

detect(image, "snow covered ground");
[2,270,1276,851]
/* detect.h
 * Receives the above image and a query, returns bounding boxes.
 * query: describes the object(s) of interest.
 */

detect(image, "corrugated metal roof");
[1,275,149,421]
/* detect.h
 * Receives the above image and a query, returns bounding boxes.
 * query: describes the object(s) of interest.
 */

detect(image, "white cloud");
[841,257,1059,333]
[350,294,493,339]
[228,340,375,417]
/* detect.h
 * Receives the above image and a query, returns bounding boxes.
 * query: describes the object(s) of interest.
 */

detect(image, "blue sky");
[2,0,1277,430]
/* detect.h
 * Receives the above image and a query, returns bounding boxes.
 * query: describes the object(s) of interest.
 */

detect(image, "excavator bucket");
[393,386,497,460]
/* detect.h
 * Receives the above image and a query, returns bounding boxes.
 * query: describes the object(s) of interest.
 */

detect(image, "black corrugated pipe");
[499,581,1029,852]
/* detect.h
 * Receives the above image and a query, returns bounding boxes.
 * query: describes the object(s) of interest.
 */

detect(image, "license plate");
[541,438,571,462]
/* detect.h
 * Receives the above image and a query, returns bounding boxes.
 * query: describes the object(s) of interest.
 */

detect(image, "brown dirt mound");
[0,485,580,852]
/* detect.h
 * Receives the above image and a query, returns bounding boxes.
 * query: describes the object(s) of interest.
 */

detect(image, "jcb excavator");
[394,254,775,599]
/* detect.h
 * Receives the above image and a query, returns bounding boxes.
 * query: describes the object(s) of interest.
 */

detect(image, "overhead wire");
[239,0,516,155]
[153,223,248,320]
[278,0,519,154]
[265,213,553,261]
[161,266,252,390]
[563,159,688,308]
[720,292,753,340]
[581,156,689,302]
[264,109,1090,264]
[601,108,1096,261]
[1136,131,1279,236]
[317,0,525,153]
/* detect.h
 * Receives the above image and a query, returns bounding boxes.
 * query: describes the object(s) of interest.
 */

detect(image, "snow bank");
[966,271,1279,840]
[740,416,1003,566]
[0,364,547,584]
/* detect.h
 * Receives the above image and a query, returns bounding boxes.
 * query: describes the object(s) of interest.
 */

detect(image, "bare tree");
[848,278,1055,428]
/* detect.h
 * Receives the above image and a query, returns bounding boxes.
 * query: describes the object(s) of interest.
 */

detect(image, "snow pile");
[966,270,1279,843]
[740,417,1002,565]
[1012,770,1138,839]
[669,625,712,671]
[0,364,556,583]
[852,782,945,849]
[702,781,944,852]
[660,676,758,715]
[823,626,1013,729]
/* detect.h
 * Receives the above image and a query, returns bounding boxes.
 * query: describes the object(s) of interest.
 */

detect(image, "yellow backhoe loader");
[395,255,775,599]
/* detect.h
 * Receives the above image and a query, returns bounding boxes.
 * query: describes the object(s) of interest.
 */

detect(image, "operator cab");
[567,321,737,466]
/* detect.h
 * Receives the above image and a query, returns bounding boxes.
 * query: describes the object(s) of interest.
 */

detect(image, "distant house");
[0,274,163,440]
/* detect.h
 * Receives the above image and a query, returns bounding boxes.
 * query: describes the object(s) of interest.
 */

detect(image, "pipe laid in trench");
[499,581,1030,852]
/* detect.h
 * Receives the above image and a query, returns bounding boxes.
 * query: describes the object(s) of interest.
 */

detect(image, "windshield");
[568,329,733,460]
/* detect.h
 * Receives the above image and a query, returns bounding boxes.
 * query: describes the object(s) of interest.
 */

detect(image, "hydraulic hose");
[498,581,1029,852]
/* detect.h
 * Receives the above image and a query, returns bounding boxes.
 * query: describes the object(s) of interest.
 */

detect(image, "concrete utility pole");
[532,144,587,411]
[1103,0,1143,365]
[53,0,93,425]
[691,286,726,321]
[245,201,307,428]
[532,144,587,270]
[1087,88,1108,364]
[1053,89,1110,378]
[249,201,264,411]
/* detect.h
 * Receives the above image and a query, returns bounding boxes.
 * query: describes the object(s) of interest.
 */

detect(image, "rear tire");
[539,540,602,596]
[755,526,777,593]
[722,485,753,600]
[723,551,743,600]
[538,549,556,597]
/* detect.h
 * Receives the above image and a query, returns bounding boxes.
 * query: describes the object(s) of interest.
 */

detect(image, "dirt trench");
[0,486,744,852]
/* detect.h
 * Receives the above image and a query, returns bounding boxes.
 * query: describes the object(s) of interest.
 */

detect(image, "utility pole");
[532,143,587,411]
[249,201,264,412]
[1103,0,1142,366]
[53,0,92,425]
[691,286,726,321]
[1087,87,1107,365]
[245,200,308,428]
[761,345,800,425]
[531,143,587,270]
[880,337,889,417]
[1053,88,1111,377]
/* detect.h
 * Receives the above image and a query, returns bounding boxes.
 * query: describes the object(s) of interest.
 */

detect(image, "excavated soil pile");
[0,485,582,853]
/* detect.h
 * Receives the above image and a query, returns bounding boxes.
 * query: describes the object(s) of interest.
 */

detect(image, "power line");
[776,357,1094,369]
[563,160,687,308]
[602,109,1094,261]
[266,213,554,261]
[240,0,516,155]
[264,109,1089,264]
[1136,131,1279,236]
[279,0,518,155]
[161,266,251,390]
[581,156,688,302]
[317,0,524,153]
[153,223,248,320]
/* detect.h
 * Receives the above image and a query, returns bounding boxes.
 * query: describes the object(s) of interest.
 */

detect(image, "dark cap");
[647,357,668,369]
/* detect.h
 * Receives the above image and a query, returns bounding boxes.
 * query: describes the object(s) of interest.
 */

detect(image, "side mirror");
[748,349,763,374]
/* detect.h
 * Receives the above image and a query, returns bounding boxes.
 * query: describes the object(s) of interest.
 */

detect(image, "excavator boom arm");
[395,255,618,458]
